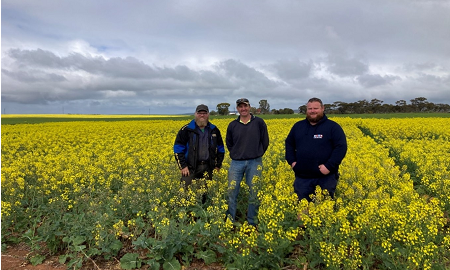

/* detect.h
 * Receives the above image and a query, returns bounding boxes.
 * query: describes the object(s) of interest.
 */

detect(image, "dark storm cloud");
[2,48,283,105]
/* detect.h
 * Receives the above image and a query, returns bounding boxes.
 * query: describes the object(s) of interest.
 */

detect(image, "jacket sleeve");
[285,125,297,165]
[215,128,225,168]
[261,119,269,153]
[174,126,189,169]
[324,124,347,172]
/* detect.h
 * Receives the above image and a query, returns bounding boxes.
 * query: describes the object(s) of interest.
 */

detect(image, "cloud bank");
[2,0,449,114]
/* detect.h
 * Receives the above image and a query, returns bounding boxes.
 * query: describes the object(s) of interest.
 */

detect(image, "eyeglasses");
[236,98,249,104]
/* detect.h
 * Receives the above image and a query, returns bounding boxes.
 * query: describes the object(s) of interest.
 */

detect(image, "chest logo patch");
[314,134,323,139]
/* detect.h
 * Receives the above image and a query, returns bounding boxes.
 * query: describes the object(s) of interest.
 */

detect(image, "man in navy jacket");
[285,97,347,201]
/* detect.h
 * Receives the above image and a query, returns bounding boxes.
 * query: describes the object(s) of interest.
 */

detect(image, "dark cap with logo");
[236,98,250,105]
[196,104,209,112]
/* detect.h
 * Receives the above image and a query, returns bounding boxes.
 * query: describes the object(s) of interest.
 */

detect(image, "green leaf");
[29,254,46,266]
[23,229,34,240]
[183,245,194,254]
[59,254,70,264]
[133,235,154,249]
[74,245,86,252]
[163,257,181,270]
[1,243,7,252]
[120,253,141,270]
[72,236,85,246]
[86,248,101,257]
[67,257,83,269]
[195,249,217,265]
[109,239,123,253]
[144,259,161,270]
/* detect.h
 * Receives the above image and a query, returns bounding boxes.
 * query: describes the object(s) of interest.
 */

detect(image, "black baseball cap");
[196,104,209,112]
[236,98,250,105]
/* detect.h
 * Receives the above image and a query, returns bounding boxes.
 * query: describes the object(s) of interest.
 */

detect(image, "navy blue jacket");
[174,120,225,170]
[285,115,347,178]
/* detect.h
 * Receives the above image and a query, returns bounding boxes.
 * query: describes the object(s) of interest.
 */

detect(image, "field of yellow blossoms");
[1,116,449,269]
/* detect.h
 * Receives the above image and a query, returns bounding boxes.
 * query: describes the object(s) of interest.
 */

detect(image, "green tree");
[298,105,307,114]
[279,108,294,114]
[410,97,429,112]
[216,103,230,115]
[259,100,270,114]
[369,98,384,113]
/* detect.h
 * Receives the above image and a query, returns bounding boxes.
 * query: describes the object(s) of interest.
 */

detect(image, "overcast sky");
[2,0,450,114]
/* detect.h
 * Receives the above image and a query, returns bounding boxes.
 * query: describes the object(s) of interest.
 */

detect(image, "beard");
[195,117,208,128]
[306,113,324,123]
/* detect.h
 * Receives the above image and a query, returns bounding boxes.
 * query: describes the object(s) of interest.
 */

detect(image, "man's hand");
[214,167,221,172]
[181,167,190,177]
[318,164,330,175]
[291,161,297,169]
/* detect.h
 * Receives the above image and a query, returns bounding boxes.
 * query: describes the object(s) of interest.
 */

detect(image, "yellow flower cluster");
[1,116,449,269]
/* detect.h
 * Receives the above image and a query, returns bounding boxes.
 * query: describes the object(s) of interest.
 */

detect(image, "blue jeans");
[226,157,262,225]
[294,173,338,201]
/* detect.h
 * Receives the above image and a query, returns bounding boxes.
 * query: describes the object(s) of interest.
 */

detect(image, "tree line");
[210,97,450,115]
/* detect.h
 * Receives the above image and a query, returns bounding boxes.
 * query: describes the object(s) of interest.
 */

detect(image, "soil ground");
[2,243,66,270]
[1,243,223,270]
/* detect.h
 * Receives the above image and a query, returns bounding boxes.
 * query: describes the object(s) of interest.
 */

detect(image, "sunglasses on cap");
[236,98,250,104]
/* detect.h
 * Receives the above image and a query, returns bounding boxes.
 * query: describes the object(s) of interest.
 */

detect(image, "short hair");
[307,97,323,106]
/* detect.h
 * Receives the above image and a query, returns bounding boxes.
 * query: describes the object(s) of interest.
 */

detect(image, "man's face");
[306,101,324,123]
[237,103,250,116]
[195,111,209,127]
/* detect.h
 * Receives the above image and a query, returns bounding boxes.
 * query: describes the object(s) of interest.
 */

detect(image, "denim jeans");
[226,157,262,225]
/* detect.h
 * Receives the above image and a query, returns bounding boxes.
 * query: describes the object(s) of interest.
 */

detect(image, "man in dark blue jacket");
[174,104,225,188]
[285,97,347,201]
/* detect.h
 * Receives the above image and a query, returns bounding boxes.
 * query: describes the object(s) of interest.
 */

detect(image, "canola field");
[1,117,450,269]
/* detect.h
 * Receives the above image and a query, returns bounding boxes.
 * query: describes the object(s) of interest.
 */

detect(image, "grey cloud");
[75,55,158,79]
[7,49,160,79]
[401,62,446,73]
[327,55,368,77]
[2,68,66,83]
[2,48,282,105]
[215,59,278,89]
[357,74,401,88]
[270,59,313,81]
[8,48,64,68]
[2,0,450,114]
[416,73,447,84]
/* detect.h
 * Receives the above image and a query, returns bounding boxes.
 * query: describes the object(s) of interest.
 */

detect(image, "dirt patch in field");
[2,243,224,270]
[1,243,65,270]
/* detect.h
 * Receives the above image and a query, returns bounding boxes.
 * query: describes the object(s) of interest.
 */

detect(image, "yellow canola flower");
[1,116,449,269]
